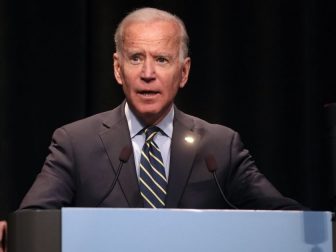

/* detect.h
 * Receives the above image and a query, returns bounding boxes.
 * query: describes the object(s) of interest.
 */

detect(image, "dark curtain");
[1,0,335,219]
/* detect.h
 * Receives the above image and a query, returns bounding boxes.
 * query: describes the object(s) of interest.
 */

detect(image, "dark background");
[1,0,336,219]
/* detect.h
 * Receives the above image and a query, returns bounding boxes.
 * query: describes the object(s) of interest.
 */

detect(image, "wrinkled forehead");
[122,20,181,48]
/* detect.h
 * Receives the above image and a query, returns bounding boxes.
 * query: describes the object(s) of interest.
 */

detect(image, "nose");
[140,58,156,83]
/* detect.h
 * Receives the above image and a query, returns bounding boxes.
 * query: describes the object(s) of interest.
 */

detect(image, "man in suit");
[18,7,302,210]
[0,7,303,251]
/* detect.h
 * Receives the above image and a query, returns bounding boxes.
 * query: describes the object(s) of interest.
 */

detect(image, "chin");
[137,103,162,115]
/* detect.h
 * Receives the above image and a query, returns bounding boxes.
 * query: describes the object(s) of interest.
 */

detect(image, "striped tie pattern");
[139,126,167,208]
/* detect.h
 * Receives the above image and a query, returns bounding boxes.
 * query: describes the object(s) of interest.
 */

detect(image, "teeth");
[140,91,157,96]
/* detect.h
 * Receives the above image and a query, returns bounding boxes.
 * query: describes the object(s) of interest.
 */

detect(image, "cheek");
[123,68,141,83]
[169,71,184,89]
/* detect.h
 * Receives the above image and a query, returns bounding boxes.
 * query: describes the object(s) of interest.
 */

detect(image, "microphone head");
[119,146,133,163]
[205,154,217,173]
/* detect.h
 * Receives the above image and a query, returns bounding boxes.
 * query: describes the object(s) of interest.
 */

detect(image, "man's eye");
[130,55,142,64]
[156,57,168,64]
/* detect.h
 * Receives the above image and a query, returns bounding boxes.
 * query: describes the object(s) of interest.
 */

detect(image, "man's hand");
[0,221,7,252]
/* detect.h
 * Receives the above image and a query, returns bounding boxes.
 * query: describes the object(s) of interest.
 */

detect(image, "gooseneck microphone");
[205,154,238,209]
[96,146,133,207]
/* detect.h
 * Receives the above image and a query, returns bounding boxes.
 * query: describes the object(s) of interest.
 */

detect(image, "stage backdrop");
[0,0,335,218]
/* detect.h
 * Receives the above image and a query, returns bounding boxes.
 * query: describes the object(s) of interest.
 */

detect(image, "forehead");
[122,20,180,50]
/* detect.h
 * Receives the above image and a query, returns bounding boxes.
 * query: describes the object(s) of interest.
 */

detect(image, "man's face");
[113,20,191,125]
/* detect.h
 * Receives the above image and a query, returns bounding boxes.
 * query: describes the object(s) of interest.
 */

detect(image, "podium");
[8,208,333,252]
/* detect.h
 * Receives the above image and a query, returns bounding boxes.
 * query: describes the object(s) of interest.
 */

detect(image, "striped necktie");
[139,126,167,208]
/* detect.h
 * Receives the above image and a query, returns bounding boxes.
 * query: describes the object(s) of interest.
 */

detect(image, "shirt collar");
[125,102,174,139]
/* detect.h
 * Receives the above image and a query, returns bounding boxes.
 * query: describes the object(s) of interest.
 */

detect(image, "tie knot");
[144,126,160,142]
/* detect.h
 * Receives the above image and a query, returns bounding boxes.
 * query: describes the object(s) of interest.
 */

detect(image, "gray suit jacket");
[20,103,302,210]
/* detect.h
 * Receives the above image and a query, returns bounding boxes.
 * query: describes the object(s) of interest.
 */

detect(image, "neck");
[131,105,174,127]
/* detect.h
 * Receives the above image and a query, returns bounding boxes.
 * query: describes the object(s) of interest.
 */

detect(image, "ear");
[179,57,191,88]
[113,53,123,85]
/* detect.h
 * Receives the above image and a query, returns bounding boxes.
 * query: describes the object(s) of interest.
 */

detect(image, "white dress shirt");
[124,102,174,180]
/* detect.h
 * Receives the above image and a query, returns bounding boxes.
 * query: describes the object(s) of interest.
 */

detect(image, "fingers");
[0,221,7,252]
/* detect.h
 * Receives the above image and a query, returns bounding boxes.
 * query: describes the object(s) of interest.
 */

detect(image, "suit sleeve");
[225,132,304,210]
[19,127,76,209]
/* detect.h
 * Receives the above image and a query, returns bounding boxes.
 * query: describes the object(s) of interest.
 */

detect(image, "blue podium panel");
[62,208,332,252]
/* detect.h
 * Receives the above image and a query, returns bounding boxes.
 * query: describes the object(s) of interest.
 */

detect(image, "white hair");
[114,7,189,60]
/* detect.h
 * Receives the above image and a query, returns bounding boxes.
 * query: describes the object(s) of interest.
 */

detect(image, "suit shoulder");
[56,106,123,136]
[182,112,237,137]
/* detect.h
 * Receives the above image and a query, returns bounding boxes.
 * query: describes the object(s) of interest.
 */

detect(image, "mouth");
[138,90,160,97]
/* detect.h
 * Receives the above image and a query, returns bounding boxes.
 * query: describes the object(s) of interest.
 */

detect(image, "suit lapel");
[98,104,200,208]
[99,103,142,207]
[165,109,200,208]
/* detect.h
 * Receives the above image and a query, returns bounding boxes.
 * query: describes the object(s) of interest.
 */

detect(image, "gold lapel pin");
[184,136,195,144]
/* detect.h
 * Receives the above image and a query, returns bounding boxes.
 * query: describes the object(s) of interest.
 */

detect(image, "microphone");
[96,146,133,207]
[205,154,238,209]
